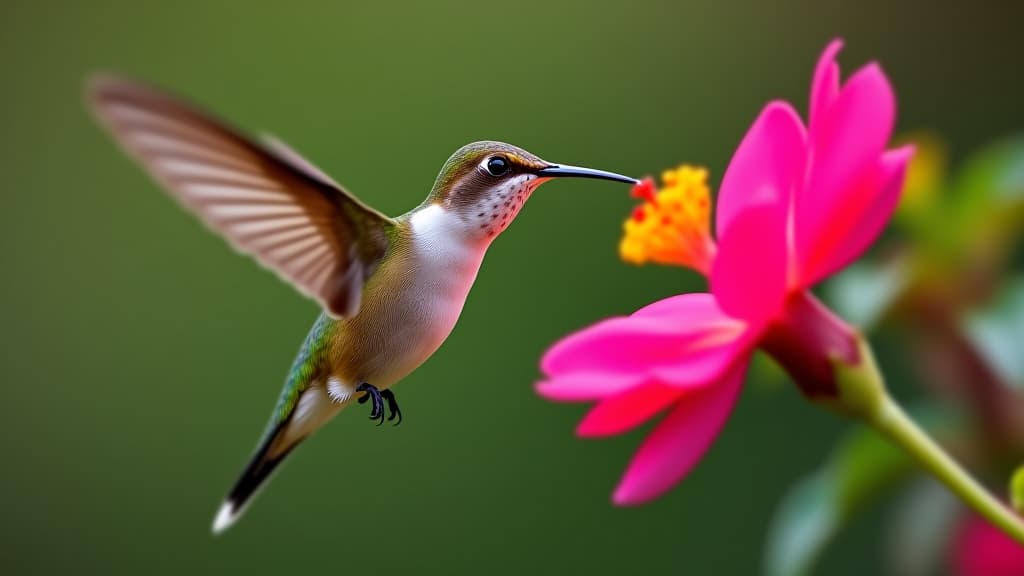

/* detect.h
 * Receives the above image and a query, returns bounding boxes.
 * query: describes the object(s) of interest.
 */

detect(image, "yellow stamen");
[619,165,715,273]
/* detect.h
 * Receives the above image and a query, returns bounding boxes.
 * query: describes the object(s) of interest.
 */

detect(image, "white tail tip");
[212,501,239,535]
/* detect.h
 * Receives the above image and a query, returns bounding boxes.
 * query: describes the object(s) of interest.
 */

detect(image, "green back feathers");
[269,313,335,429]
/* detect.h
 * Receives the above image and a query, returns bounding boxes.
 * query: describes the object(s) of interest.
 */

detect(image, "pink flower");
[537,39,914,505]
[952,513,1024,576]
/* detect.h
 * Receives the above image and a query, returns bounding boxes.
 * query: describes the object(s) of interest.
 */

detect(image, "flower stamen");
[619,165,716,274]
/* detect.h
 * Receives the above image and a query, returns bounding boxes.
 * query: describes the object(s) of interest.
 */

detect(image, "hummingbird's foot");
[356,383,385,425]
[381,389,402,426]
[356,383,401,426]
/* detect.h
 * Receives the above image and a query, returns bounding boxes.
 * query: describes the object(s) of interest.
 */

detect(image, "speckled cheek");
[471,175,540,239]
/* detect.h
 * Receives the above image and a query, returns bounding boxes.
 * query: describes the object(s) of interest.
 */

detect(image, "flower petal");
[542,293,746,373]
[711,204,789,324]
[539,294,748,405]
[632,294,750,385]
[802,145,914,284]
[952,513,1024,576]
[809,39,843,133]
[631,293,724,322]
[612,364,747,505]
[577,325,756,437]
[796,62,896,281]
[541,316,709,378]
[715,101,807,239]
[576,381,682,437]
[650,324,758,384]
[535,371,646,402]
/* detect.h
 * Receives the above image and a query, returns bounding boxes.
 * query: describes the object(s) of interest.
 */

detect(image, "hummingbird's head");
[427,141,637,241]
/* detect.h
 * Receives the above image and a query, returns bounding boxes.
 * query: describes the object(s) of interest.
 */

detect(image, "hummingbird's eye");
[485,156,511,177]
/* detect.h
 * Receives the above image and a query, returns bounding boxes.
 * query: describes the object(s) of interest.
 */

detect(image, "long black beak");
[535,164,638,184]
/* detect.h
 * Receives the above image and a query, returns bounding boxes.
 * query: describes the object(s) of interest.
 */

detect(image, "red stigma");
[630,178,657,202]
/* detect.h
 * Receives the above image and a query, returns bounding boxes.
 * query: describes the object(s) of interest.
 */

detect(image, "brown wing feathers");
[87,75,392,318]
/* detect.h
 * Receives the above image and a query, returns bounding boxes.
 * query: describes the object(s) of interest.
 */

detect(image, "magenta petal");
[542,293,746,378]
[631,293,724,323]
[612,364,746,505]
[576,323,753,437]
[796,62,896,279]
[803,145,914,284]
[651,326,757,384]
[576,381,682,437]
[809,39,843,133]
[535,372,645,402]
[711,204,789,324]
[632,294,749,385]
[715,101,808,239]
[953,514,1024,576]
[541,316,710,378]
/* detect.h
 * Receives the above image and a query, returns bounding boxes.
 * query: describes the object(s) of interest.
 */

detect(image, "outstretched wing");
[87,75,392,318]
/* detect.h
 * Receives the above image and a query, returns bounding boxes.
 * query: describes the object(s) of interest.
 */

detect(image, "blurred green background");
[2,1,1022,574]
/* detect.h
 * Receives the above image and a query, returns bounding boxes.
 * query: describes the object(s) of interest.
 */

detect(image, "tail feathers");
[212,385,343,534]
[212,422,298,535]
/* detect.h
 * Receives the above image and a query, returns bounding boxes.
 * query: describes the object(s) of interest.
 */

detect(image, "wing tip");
[84,72,182,119]
[84,71,136,106]
[83,72,117,119]
[83,71,383,325]
[83,71,154,128]
[85,71,124,93]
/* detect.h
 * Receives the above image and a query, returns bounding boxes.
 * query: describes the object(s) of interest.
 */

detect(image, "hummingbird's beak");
[535,164,638,185]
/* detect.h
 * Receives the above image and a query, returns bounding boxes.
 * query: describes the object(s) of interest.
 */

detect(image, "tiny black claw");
[356,383,386,426]
[381,390,402,426]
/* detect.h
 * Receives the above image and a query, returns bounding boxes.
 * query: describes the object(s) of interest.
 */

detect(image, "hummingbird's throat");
[466,174,542,239]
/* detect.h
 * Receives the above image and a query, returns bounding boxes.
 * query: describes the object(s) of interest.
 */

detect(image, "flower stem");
[869,394,1024,544]
[832,338,1024,545]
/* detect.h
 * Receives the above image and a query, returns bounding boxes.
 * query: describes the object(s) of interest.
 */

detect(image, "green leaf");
[764,471,836,576]
[764,425,911,576]
[964,277,1024,391]
[1010,465,1024,513]
[763,407,962,576]
[886,479,959,576]
[952,135,1024,210]
[938,136,1024,265]
[825,258,910,331]
[831,423,911,514]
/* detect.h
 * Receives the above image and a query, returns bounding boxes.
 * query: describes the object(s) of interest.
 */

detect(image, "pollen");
[619,165,716,273]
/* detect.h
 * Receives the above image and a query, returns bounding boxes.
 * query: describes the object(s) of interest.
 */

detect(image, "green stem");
[833,338,1024,545]
[869,394,1024,544]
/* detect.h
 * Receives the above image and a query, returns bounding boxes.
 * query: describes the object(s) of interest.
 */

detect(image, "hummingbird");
[86,75,637,534]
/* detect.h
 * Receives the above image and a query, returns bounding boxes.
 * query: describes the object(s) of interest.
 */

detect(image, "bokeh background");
[2,1,1022,574]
